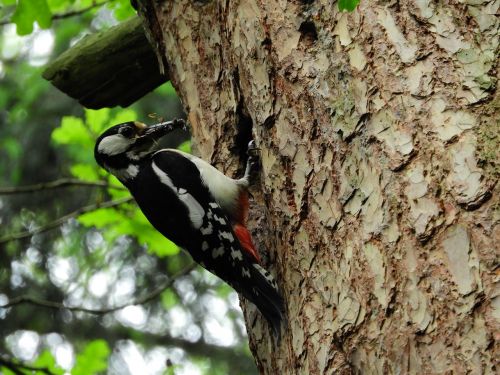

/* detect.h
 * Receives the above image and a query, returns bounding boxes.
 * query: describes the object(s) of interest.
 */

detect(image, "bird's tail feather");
[244,263,285,337]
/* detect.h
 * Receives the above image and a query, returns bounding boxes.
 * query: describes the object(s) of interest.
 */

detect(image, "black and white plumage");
[94,120,284,334]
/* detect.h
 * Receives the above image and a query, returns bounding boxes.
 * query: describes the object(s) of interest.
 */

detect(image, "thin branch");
[0,263,197,314]
[0,178,126,195]
[0,196,133,245]
[0,1,109,27]
[52,1,109,21]
[0,355,55,375]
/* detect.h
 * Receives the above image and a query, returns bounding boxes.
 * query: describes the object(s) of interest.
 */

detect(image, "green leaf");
[52,116,92,147]
[47,0,74,12]
[0,367,16,375]
[0,0,17,6]
[52,115,96,164]
[216,283,233,299]
[70,163,101,181]
[11,0,52,35]
[78,205,179,257]
[72,339,110,375]
[107,175,129,199]
[79,207,125,228]
[338,0,360,11]
[33,350,64,375]
[1,137,22,159]
[107,0,135,21]
[131,209,179,256]
[165,364,180,375]
[156,81,177,97]
[109,108,138,126]
[177,140,191,154]
[85,108,111,135]
[161,289,179,309]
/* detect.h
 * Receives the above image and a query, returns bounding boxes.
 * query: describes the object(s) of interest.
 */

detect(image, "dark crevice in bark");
[234,107,253,159]
[298,20,318,47]
[232,68,254,167]
[263,114,276,129]
[292,169,313,237]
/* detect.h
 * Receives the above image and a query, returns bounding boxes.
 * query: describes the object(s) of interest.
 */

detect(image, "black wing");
[145,150,285,334]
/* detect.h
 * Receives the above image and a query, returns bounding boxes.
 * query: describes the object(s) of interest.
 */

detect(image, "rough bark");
[140,0,498,373]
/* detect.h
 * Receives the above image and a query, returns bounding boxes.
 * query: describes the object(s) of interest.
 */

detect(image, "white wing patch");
[168,150,240,214]
[152,162,205,229]
[98,134,132,155]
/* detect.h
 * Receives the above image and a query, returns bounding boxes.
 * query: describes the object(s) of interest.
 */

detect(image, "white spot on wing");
[253,264,278,289]
[201,241,209,251]
[212,246,224,258]
[98,134,132,155]
[230,248,243,260]
[213,214,227,225]
[152,162,205,229]
[200,222,213,235]
[126,164,139,178]
[219,231,234,242]
[242,268,251,278]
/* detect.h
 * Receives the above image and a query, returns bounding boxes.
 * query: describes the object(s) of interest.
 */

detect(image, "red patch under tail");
[233,224,261,264]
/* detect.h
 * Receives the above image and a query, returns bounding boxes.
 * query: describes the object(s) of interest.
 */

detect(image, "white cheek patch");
[98,134,132,156]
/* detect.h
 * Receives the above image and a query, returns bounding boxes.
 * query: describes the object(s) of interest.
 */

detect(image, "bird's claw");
[247,140,260,159]
[244,140,260,180]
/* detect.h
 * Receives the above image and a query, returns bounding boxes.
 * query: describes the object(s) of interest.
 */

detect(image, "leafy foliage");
[338,0,361,12]
[71,340,110,375]
[32,350,65,375]
[11,0,52,35]
[0,1,256,374]
[1,0,136,36]
[106,0,136,21]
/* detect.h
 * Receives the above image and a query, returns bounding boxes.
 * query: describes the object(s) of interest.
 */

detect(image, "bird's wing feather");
[151,150,283,333]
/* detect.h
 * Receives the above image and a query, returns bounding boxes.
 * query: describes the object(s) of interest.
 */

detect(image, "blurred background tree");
[0,1,257,373]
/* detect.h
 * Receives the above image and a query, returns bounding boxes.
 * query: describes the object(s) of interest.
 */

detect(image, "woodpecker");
[94,119,284,334]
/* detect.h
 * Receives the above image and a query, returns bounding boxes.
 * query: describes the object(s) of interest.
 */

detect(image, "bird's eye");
[120,126,135,137]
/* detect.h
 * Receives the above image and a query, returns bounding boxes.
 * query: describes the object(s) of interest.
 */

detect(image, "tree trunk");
[139,0,498,373]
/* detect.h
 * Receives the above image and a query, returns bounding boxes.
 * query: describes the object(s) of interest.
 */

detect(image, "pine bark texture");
[141,0,498,373]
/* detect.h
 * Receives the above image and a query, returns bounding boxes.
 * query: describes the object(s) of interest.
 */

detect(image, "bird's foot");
[243,140,260,184]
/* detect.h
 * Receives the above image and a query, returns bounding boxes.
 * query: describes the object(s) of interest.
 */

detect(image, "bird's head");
[94,120,184,180]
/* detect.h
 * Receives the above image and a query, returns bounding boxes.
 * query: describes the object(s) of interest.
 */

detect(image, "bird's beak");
[140,119,186,141]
